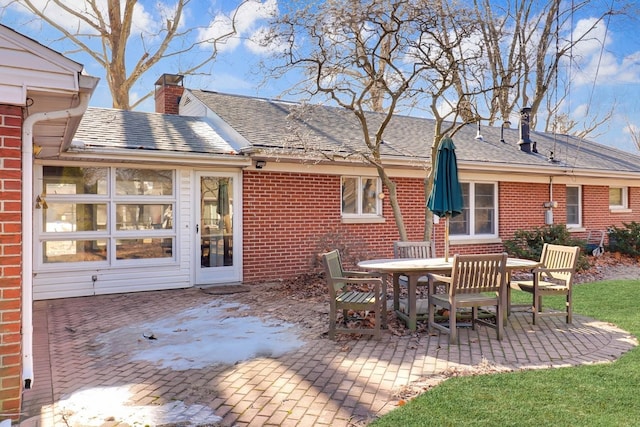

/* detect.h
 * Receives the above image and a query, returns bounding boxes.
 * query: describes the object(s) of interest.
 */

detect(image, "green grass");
[370,280,640,427]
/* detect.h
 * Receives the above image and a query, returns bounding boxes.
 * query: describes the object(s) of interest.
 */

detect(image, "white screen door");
[195,172,241,284]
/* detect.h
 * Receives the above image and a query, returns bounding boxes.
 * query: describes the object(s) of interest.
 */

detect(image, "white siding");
[0,27,82,104]
[33,167,198,300]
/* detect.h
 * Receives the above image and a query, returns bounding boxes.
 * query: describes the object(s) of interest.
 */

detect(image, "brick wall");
[0,104,23,419]
[242,171,637,282]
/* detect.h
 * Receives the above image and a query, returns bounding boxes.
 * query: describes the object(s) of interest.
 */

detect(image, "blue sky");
[2,0,640,153]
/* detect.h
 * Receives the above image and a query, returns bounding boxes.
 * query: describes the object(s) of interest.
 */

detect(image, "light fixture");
[35,195,48,209]
[474,121,484,141]
[33,144,43,156]
[255,160,266,169]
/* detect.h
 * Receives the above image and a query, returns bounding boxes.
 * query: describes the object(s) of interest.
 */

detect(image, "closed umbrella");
[427,137,464,261]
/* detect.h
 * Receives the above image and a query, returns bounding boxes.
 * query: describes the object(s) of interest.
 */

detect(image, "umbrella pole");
[445,215,450,262]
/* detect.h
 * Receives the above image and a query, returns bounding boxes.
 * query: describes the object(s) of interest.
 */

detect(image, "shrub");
[607,222,640,256]
[503,224,590,270]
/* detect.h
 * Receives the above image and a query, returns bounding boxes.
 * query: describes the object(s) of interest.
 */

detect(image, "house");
[3,22,640,418]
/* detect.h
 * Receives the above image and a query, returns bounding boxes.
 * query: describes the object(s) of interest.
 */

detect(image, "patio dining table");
[358,256,540,330]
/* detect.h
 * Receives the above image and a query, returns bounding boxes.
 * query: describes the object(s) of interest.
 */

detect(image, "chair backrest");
[539,243,581,285]
[449,253,508,296]
[394,241,435,259]
[321,250,345,298]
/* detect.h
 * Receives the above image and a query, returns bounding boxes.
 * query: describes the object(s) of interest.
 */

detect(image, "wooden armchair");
[509,243,580,324]
[321,250,387,339]
[394,241,435,287]
[427,253,508,343]
[393,241,436,259]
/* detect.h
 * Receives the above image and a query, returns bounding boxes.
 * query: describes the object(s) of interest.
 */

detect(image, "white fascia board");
[59,147,252,167]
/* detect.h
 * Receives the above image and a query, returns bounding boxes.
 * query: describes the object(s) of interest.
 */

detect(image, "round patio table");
[358,257,540,331]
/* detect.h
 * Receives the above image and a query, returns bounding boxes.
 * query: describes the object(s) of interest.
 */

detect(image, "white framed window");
[449,182,497,237]
[566,185,582,227]
[341,176,382,217]
[609,186,628,209]
[37,165,176,268]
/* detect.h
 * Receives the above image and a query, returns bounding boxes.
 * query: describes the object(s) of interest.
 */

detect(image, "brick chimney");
[154,73,184,114]
[518,107,532,153]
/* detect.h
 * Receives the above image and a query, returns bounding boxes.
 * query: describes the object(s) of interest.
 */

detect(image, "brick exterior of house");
[240,172,634,282]
[0,104,23,418]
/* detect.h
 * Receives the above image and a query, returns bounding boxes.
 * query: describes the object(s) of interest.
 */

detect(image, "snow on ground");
[58,300,305,426]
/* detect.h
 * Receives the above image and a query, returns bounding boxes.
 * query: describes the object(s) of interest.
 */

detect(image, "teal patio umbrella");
[427,137,464,261]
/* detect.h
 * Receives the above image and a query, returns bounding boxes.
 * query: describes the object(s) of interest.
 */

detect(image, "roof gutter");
[21,90,92,390]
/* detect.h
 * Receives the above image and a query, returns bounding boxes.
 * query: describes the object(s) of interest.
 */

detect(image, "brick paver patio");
[19,284,637,426]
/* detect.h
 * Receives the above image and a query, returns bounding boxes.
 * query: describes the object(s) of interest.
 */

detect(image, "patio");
[19,281,637,426]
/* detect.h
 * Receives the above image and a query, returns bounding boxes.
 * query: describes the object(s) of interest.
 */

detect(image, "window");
[609,187,628,209]
[38,166,176,266]
[341,176,381,216]
[449,182,497,237]
[566,185,581,227]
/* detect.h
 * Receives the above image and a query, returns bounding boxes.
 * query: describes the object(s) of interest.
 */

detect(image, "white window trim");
[566,185,582,228]
[35,164,178,271]
[450,181,499,240]
[340,176,383,220]
[609,186,629,210]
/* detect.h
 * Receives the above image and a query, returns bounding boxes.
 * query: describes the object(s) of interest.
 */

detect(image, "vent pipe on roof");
[518,107,532,153]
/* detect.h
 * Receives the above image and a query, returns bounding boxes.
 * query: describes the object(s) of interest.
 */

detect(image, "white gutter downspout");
[21,91,91,389]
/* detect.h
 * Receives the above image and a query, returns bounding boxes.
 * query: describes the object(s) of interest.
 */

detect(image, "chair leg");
[496,302,503,340]
[566,293,572,324]
[471,306,478,331]
[329,304,337,340]
[449,307,457,344]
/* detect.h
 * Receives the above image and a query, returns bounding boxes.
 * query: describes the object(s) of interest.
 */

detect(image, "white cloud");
[197,0,279,55]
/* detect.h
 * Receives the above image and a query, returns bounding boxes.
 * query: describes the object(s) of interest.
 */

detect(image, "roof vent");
[518,107,532,153]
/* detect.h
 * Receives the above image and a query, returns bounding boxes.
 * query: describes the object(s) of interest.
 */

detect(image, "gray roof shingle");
[74,107,239,155]
[189,89,640,173]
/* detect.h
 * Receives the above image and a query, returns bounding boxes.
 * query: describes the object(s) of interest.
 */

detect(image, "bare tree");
[471,0,625,137]
[265,0,484,241]
[4,0,262,109]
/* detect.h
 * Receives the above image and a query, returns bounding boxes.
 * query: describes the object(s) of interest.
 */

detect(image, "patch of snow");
[57,385,222,426]
[93,301,304,370]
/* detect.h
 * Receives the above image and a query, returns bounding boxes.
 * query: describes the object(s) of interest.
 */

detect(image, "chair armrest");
[339,276,383,292]
[426,273,451,294]
[534,267,575,274]
[343,270,380,278]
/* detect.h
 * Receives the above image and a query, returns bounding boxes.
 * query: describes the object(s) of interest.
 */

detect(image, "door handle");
[196,224,199,233]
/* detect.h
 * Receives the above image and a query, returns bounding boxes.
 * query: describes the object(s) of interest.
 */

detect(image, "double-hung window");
[38,165,176,267]
[566,185,582,227]
[609,186,628,210]
[341,176,381,217]
[449,182,497,237]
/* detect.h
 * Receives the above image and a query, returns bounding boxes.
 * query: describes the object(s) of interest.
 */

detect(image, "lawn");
[370,279,640,427]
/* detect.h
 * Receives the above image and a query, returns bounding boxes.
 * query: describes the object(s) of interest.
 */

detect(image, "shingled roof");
[187,89,640,175]
[73,107,240,155]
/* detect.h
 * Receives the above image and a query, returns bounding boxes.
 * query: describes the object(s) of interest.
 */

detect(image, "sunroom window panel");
[115,204,174,230]
[43,166,108,195]
[116,168,173,196]
[44,203,107,232]
[116,238,174,260]
[43,239,108,263]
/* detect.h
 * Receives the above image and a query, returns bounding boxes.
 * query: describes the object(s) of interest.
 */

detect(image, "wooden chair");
[509,243,580,324]
[393,241,436,259]
[321,250,387,339]
[394,241,435,287]
[427,253,508,344]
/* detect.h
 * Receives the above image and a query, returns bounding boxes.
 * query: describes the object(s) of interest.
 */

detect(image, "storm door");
[195,172,240,284]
